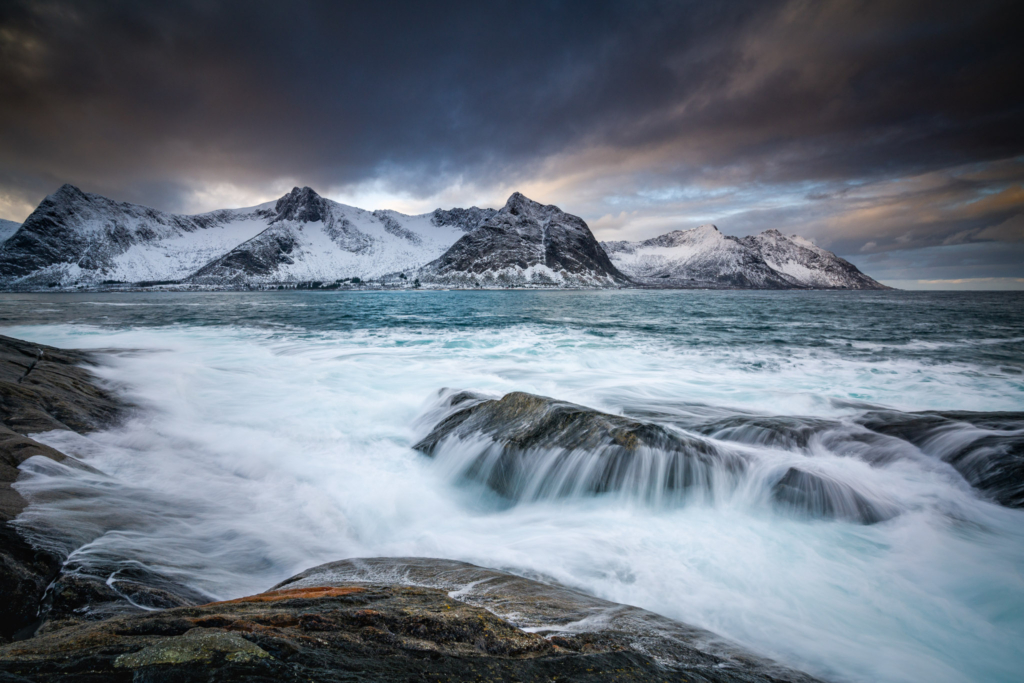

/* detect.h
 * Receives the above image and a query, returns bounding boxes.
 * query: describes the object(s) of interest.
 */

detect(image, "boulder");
[858,410,1024,508]
[771,468,897,524]
[0,557,824,683]
[414,391,744,502]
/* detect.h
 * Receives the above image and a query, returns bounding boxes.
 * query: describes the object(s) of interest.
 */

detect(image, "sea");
[2,289,1022,683]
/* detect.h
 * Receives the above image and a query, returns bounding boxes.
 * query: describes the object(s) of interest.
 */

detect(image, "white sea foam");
[6,322,1024,683]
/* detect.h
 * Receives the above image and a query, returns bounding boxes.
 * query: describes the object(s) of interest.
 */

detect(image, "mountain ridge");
[603,224,888,290]
[0,185,889,290]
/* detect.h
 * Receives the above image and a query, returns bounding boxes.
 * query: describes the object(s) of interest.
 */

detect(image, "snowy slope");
[414,192,627,287]
[189,187,486,284]
[603,225,797,288]
[0,185,277,285]
[0,219,19,245]
[603,225,888,289]
[740,230,887,289]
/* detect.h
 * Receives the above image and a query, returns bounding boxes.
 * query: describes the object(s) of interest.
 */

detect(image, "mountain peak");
[503,191,547,216]
[52,184,88,202]
[274,186,327,223]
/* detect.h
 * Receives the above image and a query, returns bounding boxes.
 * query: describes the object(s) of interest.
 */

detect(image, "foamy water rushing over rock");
[2,289,1022,683]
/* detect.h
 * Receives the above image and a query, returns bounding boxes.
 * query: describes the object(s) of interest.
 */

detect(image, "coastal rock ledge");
[0,557,824,683]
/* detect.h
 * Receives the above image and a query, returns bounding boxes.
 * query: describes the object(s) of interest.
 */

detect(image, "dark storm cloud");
[1,0,743,203]
[1,0,1023,284]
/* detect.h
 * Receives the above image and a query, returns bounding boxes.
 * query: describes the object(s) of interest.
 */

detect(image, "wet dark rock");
[0,521,62,643]
[40,566,211,629]
[416,391,685,453]
[0,427,68,642]
[0,427,67,522]
[0,335,126,436]
[697,416,838,450]
[692,414,920,467]
[0,335,134,642]
[0,557,824,683]
[0,335,164,643]
[414,390,743,501]
[858,410,1024,508]
[771,468,897,524]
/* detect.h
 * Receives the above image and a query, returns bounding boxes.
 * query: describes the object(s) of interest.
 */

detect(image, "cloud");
[0,0,1022,283]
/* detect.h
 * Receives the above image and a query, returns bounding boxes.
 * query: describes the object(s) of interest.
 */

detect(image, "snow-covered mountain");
[189,186,488,284]
[0,185,492,287]
[739,229,886,289]
[0,185,279,285]
[603,225,795,288]
[0,184,888,290]
[414,192,627,287]
[603,225,888,289]
[0,219,20,245]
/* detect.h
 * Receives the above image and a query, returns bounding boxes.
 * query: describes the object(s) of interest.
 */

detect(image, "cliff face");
[416,192,628,287]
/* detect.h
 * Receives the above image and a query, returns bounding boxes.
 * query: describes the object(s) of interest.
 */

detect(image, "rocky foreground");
[0,556,825,683]
[2,334,1022,680]
[0,335,128,641]
[0,334,829,682]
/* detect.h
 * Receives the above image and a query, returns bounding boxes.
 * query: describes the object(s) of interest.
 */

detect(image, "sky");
[1,0,1022,288]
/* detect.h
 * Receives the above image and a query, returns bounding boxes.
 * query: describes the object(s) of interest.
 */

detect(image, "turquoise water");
[2,290,1023,683]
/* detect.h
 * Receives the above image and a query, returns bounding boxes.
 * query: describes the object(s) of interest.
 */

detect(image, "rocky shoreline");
[0,334,828,682]
[3,333,1023,680]
[0,557,823,683]
[0,335,129,641]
